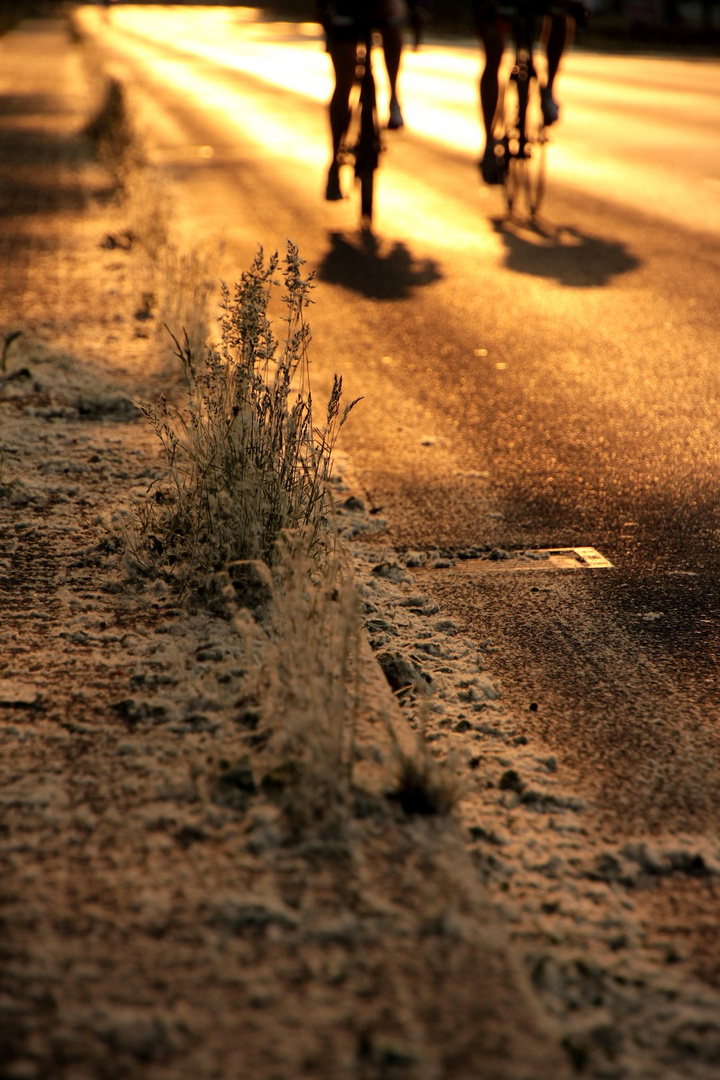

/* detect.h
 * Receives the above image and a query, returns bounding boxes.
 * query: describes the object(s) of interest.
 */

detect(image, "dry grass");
[83,61,365,825]
[1,330,22,374]
[82,63,212,359]
[122,168,215,368]
[124,244,359,598]
[83,74,146,192]
[240,539,362,833]
[154,244,216,365]
[390,739,462,816]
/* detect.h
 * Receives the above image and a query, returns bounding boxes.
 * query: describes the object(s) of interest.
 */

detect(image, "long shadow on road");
[491,216,640,287]
[316,231,443,300]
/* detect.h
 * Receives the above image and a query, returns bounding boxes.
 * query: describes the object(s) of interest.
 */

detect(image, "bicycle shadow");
[316,231,443,300]
[490,216,640,287]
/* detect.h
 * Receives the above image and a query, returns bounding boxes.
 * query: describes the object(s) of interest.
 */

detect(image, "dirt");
[0,14,571,1080]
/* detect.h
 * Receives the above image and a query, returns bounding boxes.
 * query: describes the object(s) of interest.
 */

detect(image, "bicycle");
[337,29,383,231]
[494,5,548,219]
[492,0,587,219]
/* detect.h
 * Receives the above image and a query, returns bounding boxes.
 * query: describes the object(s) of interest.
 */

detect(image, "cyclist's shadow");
[490,216,640,287]
[317,231,442,300]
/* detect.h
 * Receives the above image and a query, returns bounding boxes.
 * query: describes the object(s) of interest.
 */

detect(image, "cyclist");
[318,0,428,201]
[475,0,584,185]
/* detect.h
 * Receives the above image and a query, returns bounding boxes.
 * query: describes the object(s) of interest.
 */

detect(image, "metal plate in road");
[424,547,614,573]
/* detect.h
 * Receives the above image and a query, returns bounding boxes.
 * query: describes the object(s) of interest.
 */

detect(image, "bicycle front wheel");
[356,47,379,231]
[523,119,547,218]
[359,167,374,229]
[502,73,547,219]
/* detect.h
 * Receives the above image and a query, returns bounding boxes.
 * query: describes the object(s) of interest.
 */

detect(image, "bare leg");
[382,23,404,127]
[478,23,504,182]
[329,40,356,159]
[540,13,567,124]
[544,13,566,92]
[326,40,356,198]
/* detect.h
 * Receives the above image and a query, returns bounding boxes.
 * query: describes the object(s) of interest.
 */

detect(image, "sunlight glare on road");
[90,3,481,140]
[84,6,720,240]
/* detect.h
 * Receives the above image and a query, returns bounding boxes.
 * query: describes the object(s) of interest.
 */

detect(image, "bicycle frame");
[339,30,382,230]
[498,9,548,218]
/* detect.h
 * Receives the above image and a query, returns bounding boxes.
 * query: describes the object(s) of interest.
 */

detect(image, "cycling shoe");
[480,144,504,185]
[541,87,560,126]
[325,164,342,201]
[387,99,404,130]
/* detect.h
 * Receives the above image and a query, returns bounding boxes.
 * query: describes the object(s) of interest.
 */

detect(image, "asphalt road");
[79,5,720,835]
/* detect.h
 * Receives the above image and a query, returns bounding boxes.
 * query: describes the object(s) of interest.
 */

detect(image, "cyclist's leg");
[327,38,357,199]
[475,1,505,184]
[539,12,567,124]
[382,23,404,127]
[379,0,408,128]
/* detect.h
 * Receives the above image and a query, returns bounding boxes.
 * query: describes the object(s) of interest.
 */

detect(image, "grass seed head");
[126,242,358,600]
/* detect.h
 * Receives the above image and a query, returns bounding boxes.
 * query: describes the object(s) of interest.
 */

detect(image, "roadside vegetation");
[78,46,458,830]
[125,245,358,598]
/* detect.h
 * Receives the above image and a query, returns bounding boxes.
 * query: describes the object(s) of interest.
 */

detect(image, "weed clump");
[243,544,362,834]
[390,744,461,816]
[387,712,462,817]
[127,242,359,597]
[84,75,144,190]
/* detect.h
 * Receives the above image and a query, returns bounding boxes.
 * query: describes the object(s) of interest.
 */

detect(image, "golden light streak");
[76,6,720,241]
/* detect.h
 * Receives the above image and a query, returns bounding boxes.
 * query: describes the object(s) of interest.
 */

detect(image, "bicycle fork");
[352,38,381,227]
[501,15,547,218]
[510,46,535,160]
[353,42,381,177]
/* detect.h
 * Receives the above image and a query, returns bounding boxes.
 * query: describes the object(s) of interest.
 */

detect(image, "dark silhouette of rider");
[474,0,586,185]
[318,1,428,200]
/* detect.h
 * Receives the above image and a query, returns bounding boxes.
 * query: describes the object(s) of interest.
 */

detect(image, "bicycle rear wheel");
[501,69,547,219]
[523,106,547,218]
[354,40,380,230]
[359,167,374,228]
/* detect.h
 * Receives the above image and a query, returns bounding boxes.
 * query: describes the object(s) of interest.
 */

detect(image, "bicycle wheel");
[355,42,380,230]
[359,166,374,228]
[501,67,547,218]
[522,88,547,218]
[496,76,517,213]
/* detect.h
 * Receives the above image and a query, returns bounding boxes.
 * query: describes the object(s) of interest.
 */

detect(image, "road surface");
[77,5,720,838]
